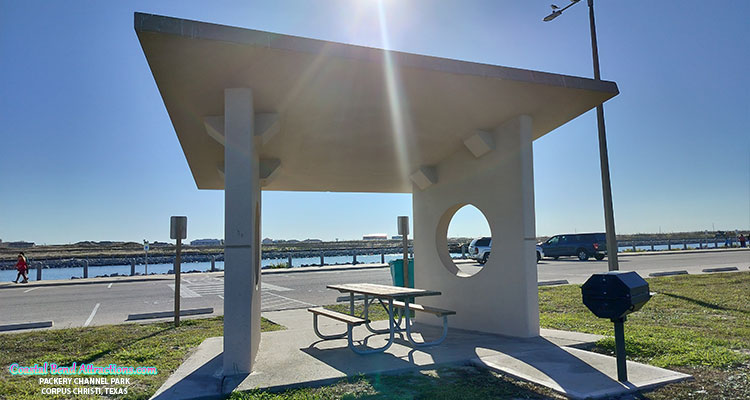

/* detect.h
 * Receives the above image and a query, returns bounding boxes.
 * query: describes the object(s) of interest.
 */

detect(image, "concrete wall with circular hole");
[412,116,540,337]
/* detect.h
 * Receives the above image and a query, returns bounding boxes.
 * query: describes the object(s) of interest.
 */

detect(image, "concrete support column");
[223,88,261,376]
[518,115,540,335]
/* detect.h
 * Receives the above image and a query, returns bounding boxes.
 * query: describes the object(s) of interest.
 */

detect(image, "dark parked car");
[540,233,606,261]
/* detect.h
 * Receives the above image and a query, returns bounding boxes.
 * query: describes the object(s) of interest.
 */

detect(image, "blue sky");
[1,0,748,244]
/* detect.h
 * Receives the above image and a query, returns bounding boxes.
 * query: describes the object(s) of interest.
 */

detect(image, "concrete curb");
[701,267,739,273]
[0,263,393,289]
[127,307,214,321]
[649,270,689,277]
[538,280,569,286]
[0,321,53,332]
[261,263,389,275]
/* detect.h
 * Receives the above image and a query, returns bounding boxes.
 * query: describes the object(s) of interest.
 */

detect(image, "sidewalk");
[617,246,749,257]
[151,308,690,400]
[0,262,394,290]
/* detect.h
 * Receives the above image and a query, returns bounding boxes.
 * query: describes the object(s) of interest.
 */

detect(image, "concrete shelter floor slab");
[151,309,690,400]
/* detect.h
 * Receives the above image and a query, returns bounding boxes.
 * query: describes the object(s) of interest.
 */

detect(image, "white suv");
[468,237,545,264]
[468,237,492,264]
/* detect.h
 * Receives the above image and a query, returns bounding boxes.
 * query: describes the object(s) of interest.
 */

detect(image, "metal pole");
[288,254,293,268]
[320,252,324,266]
[84,259,88,279]
[145,248,148,275]
[211,255,216,272]
[402,235,409,288]
[587,0,619,271]
[36,261,42,281]
[613,318,627,382]
[131,259,135,276]
[381,252,385,264]
[353,253,357,265]
[175,238,182,327]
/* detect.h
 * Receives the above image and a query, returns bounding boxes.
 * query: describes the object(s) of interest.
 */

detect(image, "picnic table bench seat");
[308,307,368,326]
[308,306,393,354]
[391,301,456,317]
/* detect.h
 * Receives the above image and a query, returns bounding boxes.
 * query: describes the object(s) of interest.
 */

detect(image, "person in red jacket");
[14,252,29,283]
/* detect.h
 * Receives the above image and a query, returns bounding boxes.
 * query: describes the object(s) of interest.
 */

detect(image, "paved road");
[1,250,747,330]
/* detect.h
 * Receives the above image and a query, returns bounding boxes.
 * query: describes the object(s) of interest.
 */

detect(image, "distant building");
[190,238,222,246]
[261,238,274,245]
[363,233,388,240]
[6,241,34,248]
[391,235,403,240]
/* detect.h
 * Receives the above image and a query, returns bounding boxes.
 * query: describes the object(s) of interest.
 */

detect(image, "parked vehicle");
[468,237,491,264]
[539,233,607,261]
[536,245,545,262]
[468,237,544,264]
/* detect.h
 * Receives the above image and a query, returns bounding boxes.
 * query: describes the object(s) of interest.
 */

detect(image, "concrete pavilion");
[135,12,618,376]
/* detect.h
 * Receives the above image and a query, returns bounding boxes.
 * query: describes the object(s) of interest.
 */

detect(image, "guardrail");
[618,236,743,252]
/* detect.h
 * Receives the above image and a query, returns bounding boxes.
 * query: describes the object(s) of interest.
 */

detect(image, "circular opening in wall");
[438,204,493,278]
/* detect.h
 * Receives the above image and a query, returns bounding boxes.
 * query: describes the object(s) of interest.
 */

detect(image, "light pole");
[544,0,620,271]
[143,239,149,275]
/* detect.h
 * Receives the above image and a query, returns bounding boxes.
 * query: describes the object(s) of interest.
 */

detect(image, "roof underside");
[135,12,618,193]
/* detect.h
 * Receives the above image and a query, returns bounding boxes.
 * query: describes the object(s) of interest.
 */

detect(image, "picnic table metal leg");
[349,299,395,354]
[404,303,449,347]
[311,313,348,340]
[365,295,403,334]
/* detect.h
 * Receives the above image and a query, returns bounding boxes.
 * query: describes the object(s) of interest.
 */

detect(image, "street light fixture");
[543,0,620,272]
[543,0,580,22]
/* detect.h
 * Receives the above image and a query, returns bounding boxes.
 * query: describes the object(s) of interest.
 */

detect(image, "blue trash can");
[389,259,414,288]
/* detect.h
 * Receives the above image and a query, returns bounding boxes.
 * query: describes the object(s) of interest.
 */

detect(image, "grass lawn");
[0,317,283,400]
[1,272,748,399]
[254,272,750,399]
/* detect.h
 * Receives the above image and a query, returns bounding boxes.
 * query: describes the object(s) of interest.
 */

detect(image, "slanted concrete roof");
[135,12,618,193]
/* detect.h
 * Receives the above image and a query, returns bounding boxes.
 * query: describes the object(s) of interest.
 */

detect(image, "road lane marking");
[84,303,100,327]
[23,287,38,293]
[167,284,201,298]
[262,282,293,292]
[261,292,315,311]
[107,283,113,289]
